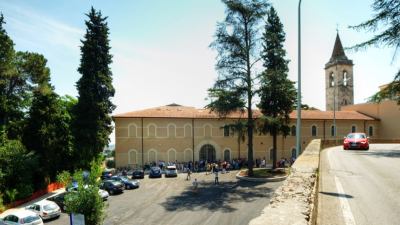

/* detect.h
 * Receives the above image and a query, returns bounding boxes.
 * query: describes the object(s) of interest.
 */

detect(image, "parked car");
[343,132,369,150]
[25,200,61,221]
[165,165,178,177]
[131,169,144,179]
[46,192,67,212]
[1,209,43,225]
[67,184,109,201]
[100,180,124,195]
[110,176,139,189]
[149,166,162,178]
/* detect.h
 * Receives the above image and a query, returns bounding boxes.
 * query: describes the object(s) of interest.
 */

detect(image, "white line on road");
[334,175,356,225]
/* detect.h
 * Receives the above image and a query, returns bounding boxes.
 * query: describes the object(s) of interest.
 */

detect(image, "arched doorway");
[199,144,216,162]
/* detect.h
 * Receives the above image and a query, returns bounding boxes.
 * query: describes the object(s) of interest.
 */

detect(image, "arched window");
[148,149,157,163]
[128,124,137,137]
[168,124,176,137]
[369,126,374,137]
[184,124,192,137]
[351,125,356,133]
[331,125,336,137]
[329,72,335,87]
[311,125,317,137]
[129,150,137,165]
[291,125,296,136]
[223,149,231,161]
[343,71,348,86]
[148,124,156,137]
[167,149,176,162]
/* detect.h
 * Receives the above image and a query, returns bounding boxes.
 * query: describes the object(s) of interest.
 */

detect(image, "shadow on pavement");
[319,191,353,199]
[350,150,400,158]
[160,180,275,213]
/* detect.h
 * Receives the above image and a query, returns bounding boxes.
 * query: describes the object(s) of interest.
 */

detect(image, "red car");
[343,133,369,150]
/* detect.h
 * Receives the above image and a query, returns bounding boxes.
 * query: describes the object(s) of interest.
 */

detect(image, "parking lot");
[46,171,282,225]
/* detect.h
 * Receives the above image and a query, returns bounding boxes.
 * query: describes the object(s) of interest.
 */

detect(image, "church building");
[113,34,399,168]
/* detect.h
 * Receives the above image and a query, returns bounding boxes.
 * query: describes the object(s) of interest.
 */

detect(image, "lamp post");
[296,0,302,157]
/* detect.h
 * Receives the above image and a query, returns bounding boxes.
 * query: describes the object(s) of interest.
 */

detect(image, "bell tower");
[325,33,354,111]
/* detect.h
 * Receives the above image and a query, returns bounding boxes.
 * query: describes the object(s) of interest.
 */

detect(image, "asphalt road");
[318,144,400,225]
[47,171,282,225]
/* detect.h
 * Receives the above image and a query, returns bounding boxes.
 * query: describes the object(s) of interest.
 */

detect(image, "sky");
[1,0,398,144]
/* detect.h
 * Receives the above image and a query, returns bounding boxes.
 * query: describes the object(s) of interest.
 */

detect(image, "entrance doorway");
[199,144,216,162]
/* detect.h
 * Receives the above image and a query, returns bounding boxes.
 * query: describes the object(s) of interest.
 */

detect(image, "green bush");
[58,158,105,225]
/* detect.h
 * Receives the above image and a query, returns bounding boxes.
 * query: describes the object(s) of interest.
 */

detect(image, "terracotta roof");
[289,110,376,121]
[113,104,376,121]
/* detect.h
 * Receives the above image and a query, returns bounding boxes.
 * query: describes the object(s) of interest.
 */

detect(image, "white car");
[25,200,61,220]
[1,209,43,225]
[165,165,178,177]
[98,189,109,200]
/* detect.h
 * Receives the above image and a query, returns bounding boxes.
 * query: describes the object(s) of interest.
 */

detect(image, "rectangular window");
[369,126,373,137]
[351,125,356,133]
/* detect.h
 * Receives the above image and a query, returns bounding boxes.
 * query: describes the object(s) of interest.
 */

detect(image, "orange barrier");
[3,182,64,211]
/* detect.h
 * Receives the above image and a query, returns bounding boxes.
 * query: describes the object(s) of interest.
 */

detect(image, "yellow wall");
[114,116,380,168]
[343,100,399,140]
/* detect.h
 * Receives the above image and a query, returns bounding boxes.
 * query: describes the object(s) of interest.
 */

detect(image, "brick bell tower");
[325,33,354,111]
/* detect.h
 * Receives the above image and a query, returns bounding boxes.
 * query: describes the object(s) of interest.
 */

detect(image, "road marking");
[334,175,356,225]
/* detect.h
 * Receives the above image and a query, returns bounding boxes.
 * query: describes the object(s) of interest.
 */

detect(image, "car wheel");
[110,189,114,195]
[366,147,369,150]
[126,185,130,190]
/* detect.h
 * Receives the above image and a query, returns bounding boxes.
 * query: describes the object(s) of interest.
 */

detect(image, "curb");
[235,171,288,182]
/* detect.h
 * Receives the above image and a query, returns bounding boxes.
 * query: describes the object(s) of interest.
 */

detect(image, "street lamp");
[296,0,302,157]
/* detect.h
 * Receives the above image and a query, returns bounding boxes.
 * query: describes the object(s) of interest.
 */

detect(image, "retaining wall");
[249,139,321,225]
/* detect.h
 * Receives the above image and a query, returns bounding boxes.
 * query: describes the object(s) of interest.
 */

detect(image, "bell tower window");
[329,72,335,87]
[343,71,348,86]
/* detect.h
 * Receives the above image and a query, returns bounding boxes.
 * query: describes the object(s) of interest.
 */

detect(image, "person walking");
[214,169,219,185]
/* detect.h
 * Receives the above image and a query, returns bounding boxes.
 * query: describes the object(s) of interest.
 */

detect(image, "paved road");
[318,144,400,225]
[47,171,282,225]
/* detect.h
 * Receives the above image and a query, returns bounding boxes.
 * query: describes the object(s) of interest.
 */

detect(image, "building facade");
[113,105,378,168]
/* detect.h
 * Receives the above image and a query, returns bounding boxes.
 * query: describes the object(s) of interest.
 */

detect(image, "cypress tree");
[257,7,296,169]
[73,7,115,169]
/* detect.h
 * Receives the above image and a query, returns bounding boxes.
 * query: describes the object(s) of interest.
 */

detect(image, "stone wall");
[248,139,321,225]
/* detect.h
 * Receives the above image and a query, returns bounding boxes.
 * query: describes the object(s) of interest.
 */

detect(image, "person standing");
[186,168,191,180]
[214,169,219,185]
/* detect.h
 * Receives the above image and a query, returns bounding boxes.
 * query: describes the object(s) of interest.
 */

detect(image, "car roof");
[6,209,37,217]
[35,199,57,206]
[167,165,176,169]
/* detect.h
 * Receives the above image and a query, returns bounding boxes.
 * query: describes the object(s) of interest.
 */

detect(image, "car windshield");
[347,133,366,139]
[110,181,121,186]
[44,203,58,211]
[23,215,41,223]
[120,177,128,182]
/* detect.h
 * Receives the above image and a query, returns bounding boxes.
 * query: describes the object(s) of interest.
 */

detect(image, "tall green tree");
[0,14,20,137]
[23,73,75,182]
[207,0,269,176]
[257,7,296,169]
[73,7,115,169]
[350,0,400,104]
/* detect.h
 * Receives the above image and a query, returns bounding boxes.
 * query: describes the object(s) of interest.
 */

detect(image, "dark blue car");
[149,167,162,178]
[110,176,139,189]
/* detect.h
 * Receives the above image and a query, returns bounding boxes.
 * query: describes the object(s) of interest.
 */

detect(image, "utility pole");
[296,0,302,157]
